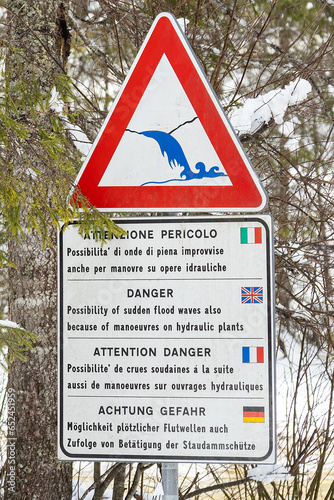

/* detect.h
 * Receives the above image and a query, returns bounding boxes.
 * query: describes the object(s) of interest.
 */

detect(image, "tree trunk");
[112,465,126,500]
[4,1,72,498]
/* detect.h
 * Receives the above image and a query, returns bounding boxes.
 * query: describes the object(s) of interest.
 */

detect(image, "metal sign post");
[162,463,178,500]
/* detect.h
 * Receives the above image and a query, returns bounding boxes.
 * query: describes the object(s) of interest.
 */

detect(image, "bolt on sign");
[58,216,276,463]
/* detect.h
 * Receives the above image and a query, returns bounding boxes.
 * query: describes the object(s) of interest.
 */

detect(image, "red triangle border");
[73,13,267,212]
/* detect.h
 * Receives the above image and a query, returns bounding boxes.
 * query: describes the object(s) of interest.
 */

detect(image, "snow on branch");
[229,78,312,137]
[248,464,291,483]
[177,18,190,33]
[0,319,20,330]
[49,87,92,157]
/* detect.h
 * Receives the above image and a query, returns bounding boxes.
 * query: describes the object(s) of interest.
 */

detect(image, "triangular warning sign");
[73,13,267,212]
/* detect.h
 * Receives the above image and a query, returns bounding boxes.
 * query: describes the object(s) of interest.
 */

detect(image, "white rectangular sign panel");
[58,216,276,462]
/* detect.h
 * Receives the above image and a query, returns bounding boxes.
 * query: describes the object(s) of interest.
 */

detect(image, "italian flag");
[240,227,262,244]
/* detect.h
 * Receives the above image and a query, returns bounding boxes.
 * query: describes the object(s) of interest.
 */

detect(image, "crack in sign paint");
[126,116,199,136]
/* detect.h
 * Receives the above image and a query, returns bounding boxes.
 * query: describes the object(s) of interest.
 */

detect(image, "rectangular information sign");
[58,216,276,462]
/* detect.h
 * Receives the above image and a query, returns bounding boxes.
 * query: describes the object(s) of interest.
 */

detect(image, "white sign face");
[58,216,276,463]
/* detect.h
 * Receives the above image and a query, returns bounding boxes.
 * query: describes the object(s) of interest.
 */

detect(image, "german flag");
[243,406,265,423]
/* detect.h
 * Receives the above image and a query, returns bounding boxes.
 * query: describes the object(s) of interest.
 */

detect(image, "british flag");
[241,286,263,304]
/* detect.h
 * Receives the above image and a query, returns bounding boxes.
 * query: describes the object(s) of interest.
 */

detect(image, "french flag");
[242,346,264,363]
